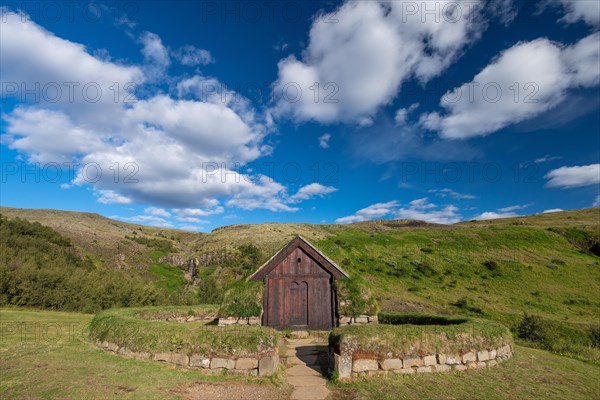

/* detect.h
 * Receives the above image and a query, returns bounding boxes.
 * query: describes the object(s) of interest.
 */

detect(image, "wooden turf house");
[248,236,350,330]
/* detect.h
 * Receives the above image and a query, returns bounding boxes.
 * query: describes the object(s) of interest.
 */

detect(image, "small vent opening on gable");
[297,257,302,263]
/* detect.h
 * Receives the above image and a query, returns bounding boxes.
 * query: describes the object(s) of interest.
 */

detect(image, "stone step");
[291,386,330,400]
[286,364,322,377]
[285,375,328,387]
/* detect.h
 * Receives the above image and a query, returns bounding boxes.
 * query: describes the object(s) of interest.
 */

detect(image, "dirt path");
[283,338,331,400]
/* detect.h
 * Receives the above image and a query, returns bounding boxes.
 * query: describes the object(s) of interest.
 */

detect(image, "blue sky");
[1,0,599,231]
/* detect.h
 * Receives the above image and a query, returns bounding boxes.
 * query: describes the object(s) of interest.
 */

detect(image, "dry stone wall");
[95,340,278,376]
[339,315,378,325]
[332,344,513,380]
[218,317,261,326]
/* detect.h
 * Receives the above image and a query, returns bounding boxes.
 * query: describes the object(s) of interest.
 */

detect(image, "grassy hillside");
[1,206,598,360]
[0,207,200,271]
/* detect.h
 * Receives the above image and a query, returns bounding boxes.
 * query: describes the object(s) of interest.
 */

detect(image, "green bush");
[125,235,175,253]
[335,277,378,317]
[197,275,223,304]
[219,280,263,318]
[516,313,548,343]
[589,326,600,348]
[515,313,598,360]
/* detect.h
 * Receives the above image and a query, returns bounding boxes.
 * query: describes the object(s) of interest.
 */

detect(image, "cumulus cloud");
[140,31,170,81]
[594,195,600,207]
[548,0,600,26]
[544,164,600,188]
[395,198,461,224]
[173,45,214,66]
[336,198,461,224]
[318,133,331,149]
[144,207,172,218]
[0,12,298,213]
[473,211,518,220]
[272,0,486,124]
[113,214,174,228]
[394,103,419,126]
[289,183,338,203]
[97,190,133,205]
[335,201,400,224]
[421,33,600,138]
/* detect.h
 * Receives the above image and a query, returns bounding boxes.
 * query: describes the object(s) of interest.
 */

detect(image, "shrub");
[589,325,600,348]
[450,297,483,315]
[197,275,223,304]
[516,313,549,343]
[219,280,263,318]
[335,277,379,317]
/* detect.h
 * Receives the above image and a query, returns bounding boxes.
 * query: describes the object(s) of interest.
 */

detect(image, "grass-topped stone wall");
[218,280,264,325]
[89,306,279,376]
[329,313,513,380]
[336,277,379,325]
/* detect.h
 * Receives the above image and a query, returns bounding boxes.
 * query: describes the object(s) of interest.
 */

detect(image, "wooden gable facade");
[249,236,349,330]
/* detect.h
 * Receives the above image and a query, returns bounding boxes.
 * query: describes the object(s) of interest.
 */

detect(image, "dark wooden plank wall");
[264,247,334,330]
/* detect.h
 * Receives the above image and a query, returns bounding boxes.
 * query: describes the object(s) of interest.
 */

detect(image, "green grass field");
[332,346,600,400]
[0,308,264,399]
[1,308,599,399]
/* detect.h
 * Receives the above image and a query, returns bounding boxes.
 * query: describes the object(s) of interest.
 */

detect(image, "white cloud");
[429,188,476,199]
[178,224,204,232]
[318,133,331,149]
[144,207,171,217]
[422,33,600,138]
[289,183,338,203]
[1,13,299,213]
[542,208,564,213]
[272,0,486,124]
[173,207,224,218]
[114,214,174,228]
[498,204,530,212]
[473,211,518,220]
[394,103,419,125]
[225,176,298,212]
[534,155,562,163]
[489,0,518,25]
[395,198,461,224]
[97,190,132,205]
[336,198,461,225]
[594,195,600,207]
[545,164,600,188]
[335,200,399,224]
[173,45,214,66]
[549,0,600,26]
[140,31,170,81]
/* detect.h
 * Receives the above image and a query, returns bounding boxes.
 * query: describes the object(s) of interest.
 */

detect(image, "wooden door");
[288,281,308,328]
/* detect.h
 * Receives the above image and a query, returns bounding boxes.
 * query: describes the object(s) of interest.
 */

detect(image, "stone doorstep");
[291,385,330,400]
[285,375,328,387]
[286,364,322,377]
